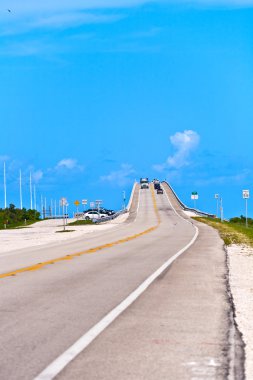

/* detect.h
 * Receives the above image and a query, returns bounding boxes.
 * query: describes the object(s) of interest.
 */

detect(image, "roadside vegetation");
[0,204,40,229]
[194,216,253,247]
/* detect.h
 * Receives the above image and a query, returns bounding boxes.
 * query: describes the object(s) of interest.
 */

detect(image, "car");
[141,183,149,189]
[157,188,163,194]
[154,180,160,190]
[83,208,115,216]
[84,211,107,220]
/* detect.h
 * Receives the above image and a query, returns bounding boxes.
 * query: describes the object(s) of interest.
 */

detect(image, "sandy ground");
[227,244,253,379]
[0,213,129,254]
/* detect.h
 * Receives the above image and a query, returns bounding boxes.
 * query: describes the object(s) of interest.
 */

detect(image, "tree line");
[0,204,40,229]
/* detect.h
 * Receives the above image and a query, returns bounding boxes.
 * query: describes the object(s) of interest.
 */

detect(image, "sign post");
[60,197,67,231]
[95,200,103,214]
[74,200,80,216]
[82,199,88,212]
[191,191,198,209]
[214,194,219,218]
[242,190,250,228]
[220,197,224,222]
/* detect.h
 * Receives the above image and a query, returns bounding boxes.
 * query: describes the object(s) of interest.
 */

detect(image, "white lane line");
[34,227,199,380]
[161,183,196,227]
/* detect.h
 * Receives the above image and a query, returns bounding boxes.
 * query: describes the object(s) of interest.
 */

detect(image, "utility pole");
[3,162,7,208]
[242,190,250,228]
[19,169,23,209]
[30,171,33,210]
[41,195,43,218]
[220,197,224,222]
[34,185,37,211]
[214,194,219,218]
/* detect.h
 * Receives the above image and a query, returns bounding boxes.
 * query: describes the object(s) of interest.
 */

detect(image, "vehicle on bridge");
[157,188,163,194]
[140,177,149,189]
[154,179,161,190]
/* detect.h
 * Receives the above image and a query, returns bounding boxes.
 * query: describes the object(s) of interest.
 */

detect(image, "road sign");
[74,200,80,206]
[191,192,198,200]
[82,199,87,205]
[60,197,67,206]
[90,202,95,208]
[95,200,103,206]
[243,190,250,199]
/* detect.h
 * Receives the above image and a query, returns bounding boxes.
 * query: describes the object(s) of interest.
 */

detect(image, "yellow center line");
[0,185,160,279]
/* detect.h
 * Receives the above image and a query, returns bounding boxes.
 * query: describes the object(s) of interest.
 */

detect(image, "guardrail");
[96,181,137,223]
[127,182,137,211]
[94,209,128,224]
[73,182,137,224]
[162,181,216,218]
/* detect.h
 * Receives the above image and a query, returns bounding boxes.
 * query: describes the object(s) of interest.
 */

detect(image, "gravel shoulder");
[227,244,253,379]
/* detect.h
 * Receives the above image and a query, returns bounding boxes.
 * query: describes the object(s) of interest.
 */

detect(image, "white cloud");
[101,164,135,186]
[32,170,43,183]
[195,169,250,186]
[33,13,122,29]
[1,0,252,17]
[1,0,252,37]
[56,158,78,170]
[154,130,200,171]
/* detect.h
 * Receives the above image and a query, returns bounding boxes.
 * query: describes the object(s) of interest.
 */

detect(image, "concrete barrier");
[162,181,215,218]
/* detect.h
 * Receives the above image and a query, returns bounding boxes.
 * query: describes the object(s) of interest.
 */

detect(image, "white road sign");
[243,190,250,199]
[82,199,88,205]
[60,197,67,206]
[191,192,199,200]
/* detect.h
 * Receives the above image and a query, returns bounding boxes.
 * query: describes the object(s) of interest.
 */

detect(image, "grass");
[194,217,253,247]
[67,220,94,226]
[0,220,39,230]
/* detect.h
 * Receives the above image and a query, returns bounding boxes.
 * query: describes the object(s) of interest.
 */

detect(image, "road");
[0,183,243,379]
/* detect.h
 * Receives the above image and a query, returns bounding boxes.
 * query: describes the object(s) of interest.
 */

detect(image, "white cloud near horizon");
[1,0,253,36]
[0,155,9,162]
[154,130,200,171]
[2,0,253,15]
[195,169,251,186]
[101,164,135,186]
[56,158,79,170]
[32,170,43,183]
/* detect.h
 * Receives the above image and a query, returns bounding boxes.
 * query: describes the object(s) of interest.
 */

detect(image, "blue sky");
[1,0,253,218]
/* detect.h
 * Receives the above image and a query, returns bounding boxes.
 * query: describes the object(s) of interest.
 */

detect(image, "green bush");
[0,204,40,229]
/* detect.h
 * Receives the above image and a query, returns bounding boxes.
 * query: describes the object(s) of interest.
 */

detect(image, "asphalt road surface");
[0,183,244,379]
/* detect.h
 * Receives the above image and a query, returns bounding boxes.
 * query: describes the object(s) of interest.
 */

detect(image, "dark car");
[157,188,163,194]
[154,180,160,190]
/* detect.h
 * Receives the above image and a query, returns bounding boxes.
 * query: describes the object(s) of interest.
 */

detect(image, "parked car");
[84,211,107,220]
[83,208,115,216]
